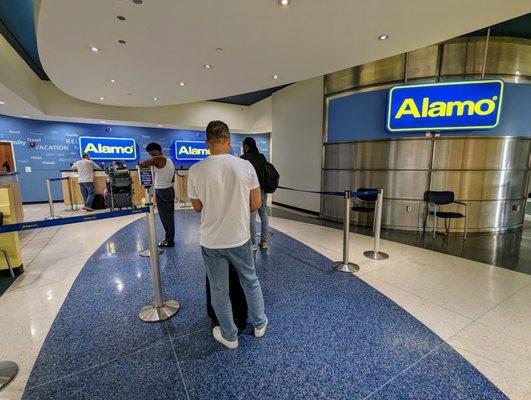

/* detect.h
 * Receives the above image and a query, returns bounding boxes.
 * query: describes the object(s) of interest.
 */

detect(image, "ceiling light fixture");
[0,101,5,105]
[99,120,106,123]
[203,64,212,69]
[515,70,520,75]
[118,40,126,44]
[21,115,30,118]
[179,82,185,86]
[117,15,126,21]
[272,74,279,79]
[278,0,291,5]
[378,34,389,40]
[157,124,163,127]
[90,46,100,53]
[153,97,158,101]
[99,96,105,100]
[109,79,117,83]
[133,0,143,4]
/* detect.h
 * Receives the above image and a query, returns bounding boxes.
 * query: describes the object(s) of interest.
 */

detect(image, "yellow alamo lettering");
[178,146,210,156]
[395,97,497,119]
[83,143,134,154]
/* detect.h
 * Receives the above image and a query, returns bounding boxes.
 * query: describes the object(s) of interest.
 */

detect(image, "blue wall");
[327,83,531,142]
[0,114,270,202]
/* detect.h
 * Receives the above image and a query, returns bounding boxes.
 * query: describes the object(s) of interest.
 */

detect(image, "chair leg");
[464,214,467,240]
[446,219,451,235]
[433,206,437,239]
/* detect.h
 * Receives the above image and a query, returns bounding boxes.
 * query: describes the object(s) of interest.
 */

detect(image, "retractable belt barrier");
[276,186,389,273]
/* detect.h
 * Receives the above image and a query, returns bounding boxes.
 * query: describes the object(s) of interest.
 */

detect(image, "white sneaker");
[254,320,268,338]
[213,327,238,349]
[252,243,258,251]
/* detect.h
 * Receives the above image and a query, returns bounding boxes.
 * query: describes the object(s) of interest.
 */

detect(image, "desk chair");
[423,191,467,240]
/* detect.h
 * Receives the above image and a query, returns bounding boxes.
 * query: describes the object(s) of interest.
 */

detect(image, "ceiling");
[23,2,531,107]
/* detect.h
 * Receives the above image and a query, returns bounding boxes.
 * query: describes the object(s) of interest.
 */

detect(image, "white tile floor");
[270,216,531,400]
[0,205,529,399]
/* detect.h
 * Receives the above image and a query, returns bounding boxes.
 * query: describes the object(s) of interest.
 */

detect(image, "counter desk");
[60,169,189,206]
[0,172,23,273]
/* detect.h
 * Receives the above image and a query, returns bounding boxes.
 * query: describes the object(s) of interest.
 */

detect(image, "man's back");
[188,154,259,249]
[73,159,98,183]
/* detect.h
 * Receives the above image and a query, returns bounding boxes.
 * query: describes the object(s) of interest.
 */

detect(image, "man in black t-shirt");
[241,137,268,250]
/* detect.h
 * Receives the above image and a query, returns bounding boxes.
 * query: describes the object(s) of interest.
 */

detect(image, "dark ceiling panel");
[211,84,291,106]
[0,0,49,80]
[463,12,530,39]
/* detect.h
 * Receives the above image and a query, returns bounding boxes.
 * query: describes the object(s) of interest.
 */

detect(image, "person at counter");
[71,153,101,211]
[139,143,176,247]
[2,160,11,173]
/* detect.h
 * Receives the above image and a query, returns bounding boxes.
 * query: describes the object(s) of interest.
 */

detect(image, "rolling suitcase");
[206,263,248,330]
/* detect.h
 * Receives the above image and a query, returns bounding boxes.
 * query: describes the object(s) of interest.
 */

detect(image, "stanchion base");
[139,300,180,322]
[139,248,164,257]
[363,251,389,260]
[331,261,360,273]
[44,216,62,220]
[0,361,18,390]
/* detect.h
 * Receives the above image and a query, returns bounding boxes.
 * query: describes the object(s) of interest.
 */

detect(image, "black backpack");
[91,194,106,210]
[263,160,279,193]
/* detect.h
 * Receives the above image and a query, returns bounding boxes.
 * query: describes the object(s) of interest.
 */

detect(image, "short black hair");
[146,142,162,152]
[206,120,230,143]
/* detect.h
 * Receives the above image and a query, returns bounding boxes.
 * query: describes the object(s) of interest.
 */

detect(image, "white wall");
[271,77,323,212]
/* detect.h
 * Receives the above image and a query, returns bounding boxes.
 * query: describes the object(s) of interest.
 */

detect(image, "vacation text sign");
[386,80,504,132]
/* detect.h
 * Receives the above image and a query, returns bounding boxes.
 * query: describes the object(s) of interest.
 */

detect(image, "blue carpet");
[22,210,507,399]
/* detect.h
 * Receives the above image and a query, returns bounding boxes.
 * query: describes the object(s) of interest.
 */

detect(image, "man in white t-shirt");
[188,120,267,350]
[71,153,101,211]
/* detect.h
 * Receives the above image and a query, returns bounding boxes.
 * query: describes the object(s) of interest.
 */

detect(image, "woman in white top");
[139,142,175,247]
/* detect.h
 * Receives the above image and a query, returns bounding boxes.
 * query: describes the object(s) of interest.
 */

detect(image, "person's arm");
[250,187,262,211]
[71,162,77,171]
[187,170,202,213]
[91,160,101,170]
[139,155,166,168]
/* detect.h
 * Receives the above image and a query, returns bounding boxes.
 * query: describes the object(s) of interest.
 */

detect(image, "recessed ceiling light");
[179,82,185,86]
[216,47,223,51]
[203,64,212,69]
[99,96,105,100]
[153,97,158,101]
[157,124,163,127]
[116,15,126,21]
[99,120,106,123]
[90,46,100,53]
[272,74,279,79]
[378,34,389,40]
[0,101,5,105]
[109,79,117,83]
[515,70,520,75]
[133,0,143,4]
[118,40,126,44]
[21,115,30,118]
[278,0,291,5]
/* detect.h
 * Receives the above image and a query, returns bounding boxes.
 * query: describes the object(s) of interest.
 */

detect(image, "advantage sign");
[137,166,153,188]
[386,80,504,132]
[79,136,137,161]
[175,140,210,161]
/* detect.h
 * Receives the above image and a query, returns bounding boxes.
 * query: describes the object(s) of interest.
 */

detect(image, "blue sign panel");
[386,80,504,132]
[79,136,137,160]
[175,140,210,160]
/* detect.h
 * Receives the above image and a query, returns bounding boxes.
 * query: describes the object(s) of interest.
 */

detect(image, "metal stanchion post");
[139,188,163,257]
[138,202,179,322]
[0,361,18,391]
[332,190,360,273]
[44,179,61,220]
[364,188,389,260]
[65,177,78,212]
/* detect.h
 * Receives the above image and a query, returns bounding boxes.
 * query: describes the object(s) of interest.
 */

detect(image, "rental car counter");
[0,172,23,274]
[60,169,189,206]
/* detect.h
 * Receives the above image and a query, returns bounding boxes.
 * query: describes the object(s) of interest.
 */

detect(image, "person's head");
[206,120,231,154]
[242,137,258,154]
[146,142,163,157]
[82,153,91,160]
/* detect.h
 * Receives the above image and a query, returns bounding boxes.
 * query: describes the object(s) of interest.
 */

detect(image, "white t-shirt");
[187,154,260,249]
[72,159,100,183]
[154,156,175,189]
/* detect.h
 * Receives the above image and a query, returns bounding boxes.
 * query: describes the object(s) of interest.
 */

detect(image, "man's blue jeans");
[201,240,267,342]
[79,182,95,208]
[250,190,268,244]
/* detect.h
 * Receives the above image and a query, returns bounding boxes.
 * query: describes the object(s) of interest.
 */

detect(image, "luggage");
[91,194,106,210]
[206,263,248,330]
[105,191,132,209]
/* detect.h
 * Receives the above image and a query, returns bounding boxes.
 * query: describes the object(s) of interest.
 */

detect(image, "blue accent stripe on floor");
[22,210,507,399]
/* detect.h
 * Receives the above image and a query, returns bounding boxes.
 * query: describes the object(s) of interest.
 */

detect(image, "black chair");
[423,191,467,239]
[352,187,378,230]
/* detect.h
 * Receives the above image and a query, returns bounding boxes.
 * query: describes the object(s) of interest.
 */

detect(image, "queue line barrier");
[44,176,80,220]
[276,186,389,273]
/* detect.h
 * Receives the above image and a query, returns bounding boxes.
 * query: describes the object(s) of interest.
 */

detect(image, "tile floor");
[0,203,528,399]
